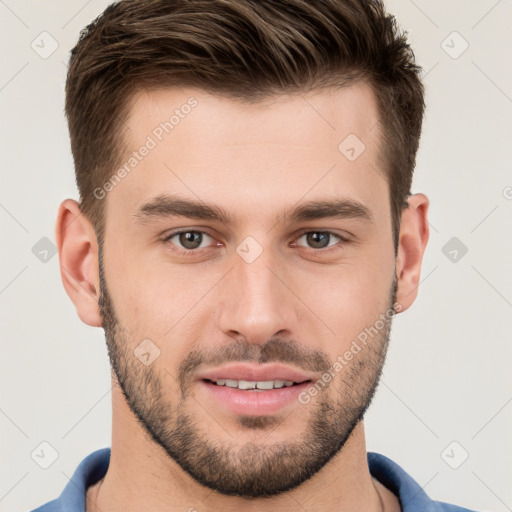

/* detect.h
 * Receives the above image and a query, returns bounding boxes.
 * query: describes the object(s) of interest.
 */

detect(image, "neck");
[86,385,400,512]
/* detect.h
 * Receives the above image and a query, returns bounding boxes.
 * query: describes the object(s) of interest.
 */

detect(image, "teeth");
[213,379,297,390]
[238,380,256,390]
[256,381,274,390]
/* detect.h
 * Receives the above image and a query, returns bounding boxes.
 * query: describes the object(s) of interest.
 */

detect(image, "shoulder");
[367,452,481,512]
[31,500,61,512]
[31,448,110,512]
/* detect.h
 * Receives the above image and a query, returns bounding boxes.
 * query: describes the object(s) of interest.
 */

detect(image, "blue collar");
[33,448,476,512]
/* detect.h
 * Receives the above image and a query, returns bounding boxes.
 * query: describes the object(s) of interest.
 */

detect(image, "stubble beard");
[98,250,396,497]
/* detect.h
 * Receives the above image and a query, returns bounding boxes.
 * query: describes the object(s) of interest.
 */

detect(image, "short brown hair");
[65,0,424,250]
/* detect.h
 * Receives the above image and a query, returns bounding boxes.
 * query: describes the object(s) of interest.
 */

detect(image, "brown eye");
[306,232,330,248]
[179,231,203,249]
[166,230,214,251]
[296,231,342,249]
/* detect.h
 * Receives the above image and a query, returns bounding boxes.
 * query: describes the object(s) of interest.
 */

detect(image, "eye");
[165,230,216,251]
[294,231,344,250]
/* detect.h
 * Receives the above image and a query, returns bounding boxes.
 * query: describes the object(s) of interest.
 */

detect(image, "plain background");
[1,1,511,511]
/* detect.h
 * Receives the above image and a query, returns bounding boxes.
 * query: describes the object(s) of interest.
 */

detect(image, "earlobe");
[394,193,430,313]
[55,199,103,327]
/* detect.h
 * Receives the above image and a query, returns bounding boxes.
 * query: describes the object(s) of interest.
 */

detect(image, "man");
[33,0,478,511]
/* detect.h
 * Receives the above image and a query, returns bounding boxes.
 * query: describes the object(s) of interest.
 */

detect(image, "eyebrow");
[134,194,373,226]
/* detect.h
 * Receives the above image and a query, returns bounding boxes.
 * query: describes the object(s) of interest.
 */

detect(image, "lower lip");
[200,380,311,416]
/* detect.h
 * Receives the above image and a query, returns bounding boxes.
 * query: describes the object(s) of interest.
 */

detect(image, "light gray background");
[1,1,511,511]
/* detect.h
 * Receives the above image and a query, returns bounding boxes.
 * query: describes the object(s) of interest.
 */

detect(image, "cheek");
[291,258,394,351]
[106,250,225,342]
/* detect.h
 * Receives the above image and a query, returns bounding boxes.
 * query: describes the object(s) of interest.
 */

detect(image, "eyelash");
[162,229,350,256]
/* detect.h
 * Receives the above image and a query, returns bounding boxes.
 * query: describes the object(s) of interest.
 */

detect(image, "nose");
[215,246,299,345]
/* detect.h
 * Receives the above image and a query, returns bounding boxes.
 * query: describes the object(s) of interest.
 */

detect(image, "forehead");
[124,83,380,154]
[107,83,388,227]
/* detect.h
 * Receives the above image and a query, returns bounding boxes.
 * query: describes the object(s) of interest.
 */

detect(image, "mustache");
[177,337,332,387]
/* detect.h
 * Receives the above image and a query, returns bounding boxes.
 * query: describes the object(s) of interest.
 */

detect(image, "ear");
[395,193,429,313]
[55,199,102,327]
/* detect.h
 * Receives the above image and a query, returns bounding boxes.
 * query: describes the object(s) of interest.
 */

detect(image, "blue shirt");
[32,448,479,511]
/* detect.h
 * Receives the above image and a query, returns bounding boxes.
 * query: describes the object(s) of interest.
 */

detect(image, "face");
[98,84,399,497]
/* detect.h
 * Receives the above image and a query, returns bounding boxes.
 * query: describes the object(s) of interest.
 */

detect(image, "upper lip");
[197,363,315,383]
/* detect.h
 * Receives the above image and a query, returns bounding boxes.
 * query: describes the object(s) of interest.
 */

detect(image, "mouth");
[200,378,313,416]
[197,362,316,386]
[203,378,310,391]
[196,364,316,416]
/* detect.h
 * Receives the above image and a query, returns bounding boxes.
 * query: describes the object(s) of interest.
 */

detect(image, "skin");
[56,83,429,512]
